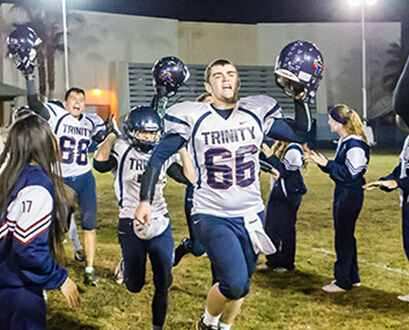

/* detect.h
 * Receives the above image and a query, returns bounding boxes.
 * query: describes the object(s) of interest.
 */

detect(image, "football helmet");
[124,106,163,152]
[275,40,324,103]
[7,26,42,76]
[152,56,190,98]
[13,105,35,121]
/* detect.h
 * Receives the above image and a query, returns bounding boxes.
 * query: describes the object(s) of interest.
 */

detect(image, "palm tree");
[10,0,85,99]
[383,38,409,94]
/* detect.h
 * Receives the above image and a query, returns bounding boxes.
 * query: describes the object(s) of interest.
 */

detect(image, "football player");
[8,26,113,286]
[93,106,195,330]
[135,43,324,330]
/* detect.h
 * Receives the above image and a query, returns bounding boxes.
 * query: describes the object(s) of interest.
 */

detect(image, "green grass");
[46,152,409,329]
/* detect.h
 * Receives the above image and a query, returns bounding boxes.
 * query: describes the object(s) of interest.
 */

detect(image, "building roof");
[0,82,25,101]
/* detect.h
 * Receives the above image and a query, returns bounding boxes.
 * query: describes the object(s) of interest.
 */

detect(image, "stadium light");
[348,0,377,144]
[62,0,69,91]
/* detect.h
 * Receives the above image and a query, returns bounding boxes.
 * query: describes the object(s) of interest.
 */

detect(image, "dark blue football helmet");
[152,56,190,98]
[124,106,163,152]
[275,40,324,103]
[13,105,35,121]
[7,26,42,76]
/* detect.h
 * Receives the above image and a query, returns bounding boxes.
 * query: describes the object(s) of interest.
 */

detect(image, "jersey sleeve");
[238,95,283,134]
[164,101,202,141]
[44,102,68,129]
[282,147,303,173]
[112,139,129,162]
[327,147,368,183]
[87,114,107,138]
[7,185,67,290]
[161,153,181,172]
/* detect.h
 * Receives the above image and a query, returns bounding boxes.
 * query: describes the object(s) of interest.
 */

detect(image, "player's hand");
[14,58,35,79]
[106,114,121,137]
[363,180,398,190]
[60,277,80,309]
[134,201,152,226]
[271,167,280,181]
[303,150,328,167]
[261,143,274,158]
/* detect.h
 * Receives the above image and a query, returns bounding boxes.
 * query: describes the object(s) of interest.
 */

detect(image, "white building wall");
[0,4,401,132]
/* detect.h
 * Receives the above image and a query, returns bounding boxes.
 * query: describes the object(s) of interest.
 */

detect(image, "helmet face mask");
[152,56,189,98]
[274,40,324,103]
[124,106,163,153]
[275,75,306,100]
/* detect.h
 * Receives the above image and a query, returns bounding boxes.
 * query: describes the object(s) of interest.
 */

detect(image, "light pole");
[62,0,69,91]
[348,0,377,143]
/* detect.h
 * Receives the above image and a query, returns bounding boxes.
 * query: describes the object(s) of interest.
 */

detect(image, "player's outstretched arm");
[293,99,311,134]
[93,132,118,173]
[266,100,311,144]
[94,133,117,162]
[26,76,50,120]
[303,150,328,167]
[135,133,187,225]
[363,180,398,191]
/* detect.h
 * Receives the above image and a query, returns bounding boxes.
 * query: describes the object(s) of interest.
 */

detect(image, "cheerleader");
[304,104,370,292]
[0,114,80,329]
[260,140,308,272]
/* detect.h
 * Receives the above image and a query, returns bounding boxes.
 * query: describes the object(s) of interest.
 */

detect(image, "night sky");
[0,0,407,25]
[71,0,405,24]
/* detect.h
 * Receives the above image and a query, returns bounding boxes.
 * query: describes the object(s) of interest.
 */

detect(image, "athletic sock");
[219,322,232,330]
[68,216,83,251]
[85,266,94,274]
[151,325,162,330]
[203,308,221,327]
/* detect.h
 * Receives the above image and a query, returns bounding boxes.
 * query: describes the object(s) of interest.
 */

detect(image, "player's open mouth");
[223,84,232,90]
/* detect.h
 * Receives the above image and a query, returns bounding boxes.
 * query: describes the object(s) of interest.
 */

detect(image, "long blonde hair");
[329,104,367,142]
[270,140,310,170]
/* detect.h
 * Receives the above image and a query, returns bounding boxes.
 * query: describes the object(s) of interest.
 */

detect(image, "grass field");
[45,152,409,330]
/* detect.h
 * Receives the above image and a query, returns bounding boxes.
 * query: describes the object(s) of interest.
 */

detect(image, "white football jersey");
[399,135,409,179]
[112,139,180,220]
[164,95,283,218]
[45,103,105,177]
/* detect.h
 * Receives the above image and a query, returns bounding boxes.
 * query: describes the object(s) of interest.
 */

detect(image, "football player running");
[8,26,113,286]
[135,41,324,330]
[93,106,195,330]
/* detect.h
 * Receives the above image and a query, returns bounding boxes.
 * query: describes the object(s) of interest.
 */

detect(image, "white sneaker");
[397,294,409,302]
[114,258,124,284]
[322,282,346,293]
[274,267,289,273]
[331,279,360,288]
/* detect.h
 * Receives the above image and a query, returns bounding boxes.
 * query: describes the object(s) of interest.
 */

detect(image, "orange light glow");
[92,88,102,96]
